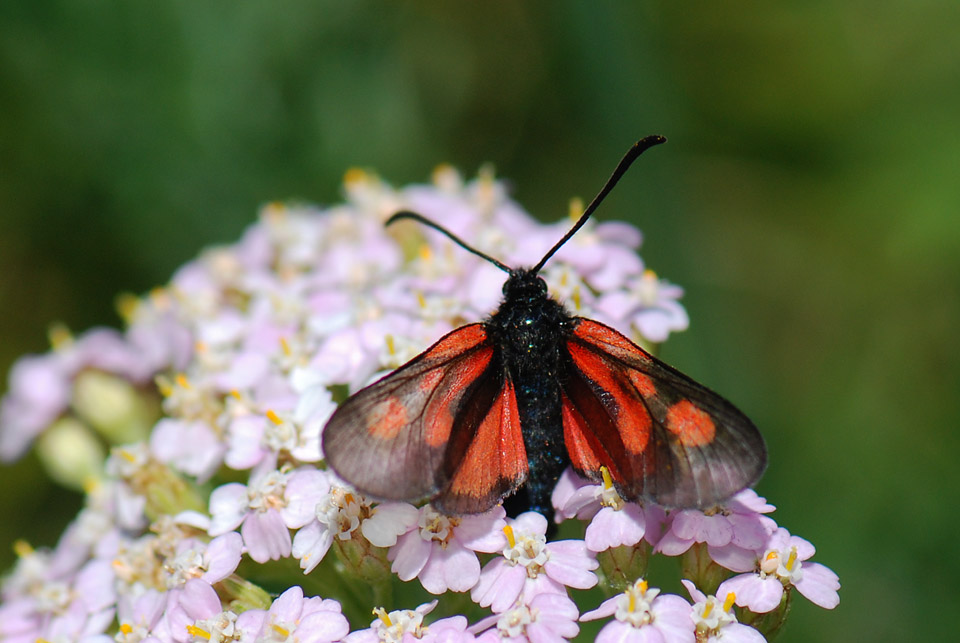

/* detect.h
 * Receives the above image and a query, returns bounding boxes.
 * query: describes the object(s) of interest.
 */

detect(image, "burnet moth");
[322,135,766,523]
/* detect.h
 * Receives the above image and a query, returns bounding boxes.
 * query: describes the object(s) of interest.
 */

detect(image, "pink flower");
[208,467,325,563]
[0,598,40,642]
[34,598,115,643]
[359,502,420,548]
[165,578,263,643]
[223,413,272,471]
[681,580,766,643]
[72,558,117,614]
[150,418,225,483]
[308,312,416,393]
[242,586,349,643]
[581,578,694,643]
[163,532,243,588]
[62,327,162,383]
[656,489,775,558]
[222,370,331,472]
[292,478,382,574]
[0,317,192,463]
[551,467,649,552]
[124,303,194,377]
[345,600,473,643]
[595,270,689,343]
[0,353,71,461]
[0,554,118,642]
[388,505,507,594]
[224,407,319,472]
[115,589,169,642]
[549,218,645,293]
[717,527,840,613]
[471,512,597,613]
[473,592,580,643]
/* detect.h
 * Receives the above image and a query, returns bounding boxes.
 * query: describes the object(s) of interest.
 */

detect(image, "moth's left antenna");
[386,211,513,274]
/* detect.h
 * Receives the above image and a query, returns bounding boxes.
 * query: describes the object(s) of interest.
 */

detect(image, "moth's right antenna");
[531,135,667,275]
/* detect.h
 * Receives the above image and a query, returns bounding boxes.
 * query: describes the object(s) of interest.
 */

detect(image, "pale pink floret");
[595,271,689,344]
[473,592,580,643]
[165,578,265,643]
[550,468,648,552]
[552,219,645,294]
[115,589,168,642]
[360,502,420,548]
[222,371,330,471]
[344,600,474,643]
[165,579,223,642]
[388,505,507,594]
[150,418,225,483]
[223,414,270,471]
[586,504,647,552]
[164,531,243,588]
[717,527,840,613]
[471,512,597,612]
[0,598,41,642]
[20,558,117,643]
[125,307,194,376]
[72,558,117,614]
[35,599,115,643]
[582,579,694,643]
[0,354,72,461]
[209,467,327,563]
[292,478,378,574]
[656,489,775,558]
[681,579,766,643]
[244,586,349,643]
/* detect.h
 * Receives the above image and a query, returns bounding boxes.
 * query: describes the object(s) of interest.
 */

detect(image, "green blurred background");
[1,2,958,640]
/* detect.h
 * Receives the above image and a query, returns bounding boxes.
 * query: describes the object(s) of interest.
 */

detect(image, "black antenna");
[530,135,667,275]
[386,211,513,274]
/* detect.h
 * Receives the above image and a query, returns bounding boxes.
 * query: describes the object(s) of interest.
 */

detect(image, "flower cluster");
[0,165,836,642]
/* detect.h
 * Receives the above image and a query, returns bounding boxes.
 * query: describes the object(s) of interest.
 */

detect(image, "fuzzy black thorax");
[487,269,575,520]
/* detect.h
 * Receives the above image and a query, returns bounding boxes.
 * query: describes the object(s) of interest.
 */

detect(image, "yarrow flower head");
[346,600,474,643]
[581,578,695,643]
[473,592,580,643]
[0,162,836,642]
[291,474,378,574]
[551,467,652,552]
[656,489,776,558]
[471,512,598,613]
[208,466,322,563]
[682,579,766,643]
[717,527,840,614]
[386,504,508,594]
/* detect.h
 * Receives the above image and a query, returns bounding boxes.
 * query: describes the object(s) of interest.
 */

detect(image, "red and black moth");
[322,136,766,523]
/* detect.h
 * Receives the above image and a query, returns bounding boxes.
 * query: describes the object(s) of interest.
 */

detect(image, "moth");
[322,136,766,521]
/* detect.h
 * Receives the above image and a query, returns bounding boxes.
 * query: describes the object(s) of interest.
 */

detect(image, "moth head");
[503,269,548,301]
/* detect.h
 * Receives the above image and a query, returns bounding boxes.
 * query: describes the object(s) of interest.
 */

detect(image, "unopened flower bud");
[35,417,104,490]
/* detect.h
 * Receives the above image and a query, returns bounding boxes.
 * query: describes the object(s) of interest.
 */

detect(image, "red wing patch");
[563,318,767,509]
[562,391,628,484]
[322,324,500,504]
[432,377,528,515]
[421,349,493,448]
[566,342,652,455]
[665,400,716,447]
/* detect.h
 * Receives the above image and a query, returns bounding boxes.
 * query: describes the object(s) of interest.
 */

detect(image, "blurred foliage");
[1,1,958,640]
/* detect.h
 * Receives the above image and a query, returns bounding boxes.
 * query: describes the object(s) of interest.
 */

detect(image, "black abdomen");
[487,270,573,521]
